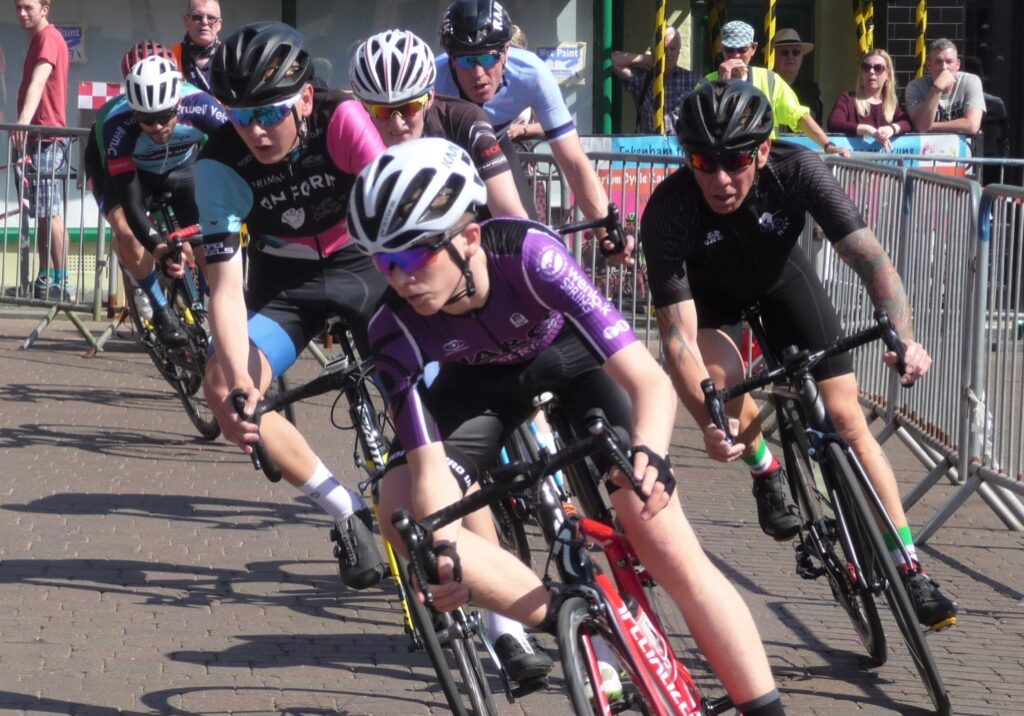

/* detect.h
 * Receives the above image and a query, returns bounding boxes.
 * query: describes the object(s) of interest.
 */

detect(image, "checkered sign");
[78,81,122,110]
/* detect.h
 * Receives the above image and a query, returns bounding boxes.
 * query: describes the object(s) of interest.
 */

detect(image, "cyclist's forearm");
[655,304,711,424]
[833,228,916,340]
[552,138,608,222]
[206,260,252,389]
[114,175,161,254]
[604,342,675,454]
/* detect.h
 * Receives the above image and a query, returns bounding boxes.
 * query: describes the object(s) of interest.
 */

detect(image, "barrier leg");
[903,459,957,512]
[63,309,101,353]
[21,304,59,349]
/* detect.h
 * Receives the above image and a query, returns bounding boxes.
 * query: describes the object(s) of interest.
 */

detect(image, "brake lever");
[230,389,282,482]
[700,378,734,444]
[597,203,626,257]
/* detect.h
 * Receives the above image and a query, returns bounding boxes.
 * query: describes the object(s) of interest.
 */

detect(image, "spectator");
[13,0,71,301]
[611,25,697,134]
[827,49,911,152]
[172,0,222,93]
[704,20,849,157]
[772,28,822,129]
[905,38,985,135]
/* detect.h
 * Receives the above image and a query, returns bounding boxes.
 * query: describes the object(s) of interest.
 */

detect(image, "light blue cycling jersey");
[435,46,575,140]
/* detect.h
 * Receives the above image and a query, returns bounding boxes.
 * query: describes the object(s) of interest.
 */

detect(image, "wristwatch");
[824,141,836,150]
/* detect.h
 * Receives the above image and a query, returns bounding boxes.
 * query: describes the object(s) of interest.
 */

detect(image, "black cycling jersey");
[641,141,867,311]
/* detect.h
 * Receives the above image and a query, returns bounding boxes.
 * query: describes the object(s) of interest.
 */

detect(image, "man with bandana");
[172,0,222,93]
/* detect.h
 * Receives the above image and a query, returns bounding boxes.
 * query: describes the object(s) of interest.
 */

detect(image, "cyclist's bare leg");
[612,488,778,704]
[698,329,768,454]
[817,373,908,528]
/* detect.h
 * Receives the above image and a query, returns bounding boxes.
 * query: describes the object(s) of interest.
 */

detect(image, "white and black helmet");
[347,137,487,254]
[125,56,182,113]
[349,29,437,105]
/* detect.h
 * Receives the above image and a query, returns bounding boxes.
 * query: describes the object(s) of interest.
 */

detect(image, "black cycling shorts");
[83,128,119,215]
[694,246,854,380]
[384,326,634,490]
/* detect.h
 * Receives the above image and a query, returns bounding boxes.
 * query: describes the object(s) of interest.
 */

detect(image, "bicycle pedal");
[927,616,957,632]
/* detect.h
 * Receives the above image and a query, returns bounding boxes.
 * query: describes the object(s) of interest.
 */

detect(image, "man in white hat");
[773,28,822,128]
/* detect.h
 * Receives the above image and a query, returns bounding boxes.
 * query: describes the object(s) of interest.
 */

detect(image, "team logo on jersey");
[603,319,632,341]
[443,339,468,355]
[510,312,528,327]
[704,230,724,247]
[281,207,305,229]
[757,211,790,235]
[538,246,569,281]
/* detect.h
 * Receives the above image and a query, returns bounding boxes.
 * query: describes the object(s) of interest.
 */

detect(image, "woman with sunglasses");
[347,136,785,715]
[827,49,911,152]
[642,80,957,632]
[194,22,389,592]
[349,29,529,220]
[102,53,229,347]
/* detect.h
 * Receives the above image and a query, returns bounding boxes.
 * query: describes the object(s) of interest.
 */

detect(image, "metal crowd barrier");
[0,123,112,351]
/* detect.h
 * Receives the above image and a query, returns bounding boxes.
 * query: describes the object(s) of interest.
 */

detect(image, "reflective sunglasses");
[688,149,758,174]
[453,51,503,71]
[861,62,887,74]
[362,94,430,121]
[371,218,474,275]
[227,91,302,129]
[778,48,802,58]
[189,13,220,24]
[135,107,177,126]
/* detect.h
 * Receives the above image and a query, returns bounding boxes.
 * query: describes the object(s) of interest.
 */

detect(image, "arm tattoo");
[833,228,915,340]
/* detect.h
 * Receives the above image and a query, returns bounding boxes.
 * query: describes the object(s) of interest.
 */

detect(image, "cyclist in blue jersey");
[100,54,228,346]
[349,29,528,220]
[344,137,786,715]
[196,22,387,591]
[434,0,633,260]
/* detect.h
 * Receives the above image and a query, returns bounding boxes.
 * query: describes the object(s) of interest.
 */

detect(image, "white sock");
[486,611,530,646]
[297,459,365,521]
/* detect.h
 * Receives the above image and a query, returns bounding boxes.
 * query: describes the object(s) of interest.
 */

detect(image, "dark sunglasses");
[362,94,430,121]
[189,13,220,23]
[722,45,750,54]
[372,243,445,275]
[135,107,177,126]
[861,62,887,73]
[453,51,503,71]
[688,149,758,174]
[227,92,301,129]
[778,48,802,57]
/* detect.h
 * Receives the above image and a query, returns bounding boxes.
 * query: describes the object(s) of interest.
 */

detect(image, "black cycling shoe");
[152,305,188,348]
[494,633,553,688]
[901,564,958,631]
[331,508,386,590]
[752,467,801,540]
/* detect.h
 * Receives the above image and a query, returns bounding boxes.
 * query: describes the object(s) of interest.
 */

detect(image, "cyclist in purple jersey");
[349,28,528,220]
[197,22,388,591]
[346,137,785,713]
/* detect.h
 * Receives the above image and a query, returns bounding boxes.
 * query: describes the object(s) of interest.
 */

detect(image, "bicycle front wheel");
[825,443,951,716]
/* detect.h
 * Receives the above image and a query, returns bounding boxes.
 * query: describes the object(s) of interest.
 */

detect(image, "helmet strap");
[442,242,476,306]
[286,106,308,165]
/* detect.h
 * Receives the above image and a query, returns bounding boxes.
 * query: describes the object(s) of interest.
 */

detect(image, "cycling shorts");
[694,246,853,381]
[384,326,634,490]
[83,129,120,215]
[244,244,388,379]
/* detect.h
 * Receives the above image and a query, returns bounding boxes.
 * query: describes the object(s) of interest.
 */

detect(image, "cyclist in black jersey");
[195,23,387,591]
[641,80,957,630]
[349,29,528,220]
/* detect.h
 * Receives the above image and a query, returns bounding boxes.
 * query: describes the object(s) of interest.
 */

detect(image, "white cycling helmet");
[349,29,437,105]
[125,56,182,113]
[347,137,487,253]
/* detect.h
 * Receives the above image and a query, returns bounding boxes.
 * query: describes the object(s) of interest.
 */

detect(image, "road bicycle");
[394,410,734,716]
[238,323,527,716]
[121,195,218,440]
[700,308,951,716]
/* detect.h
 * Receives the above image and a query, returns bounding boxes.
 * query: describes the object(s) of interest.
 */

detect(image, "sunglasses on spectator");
[453,51,503,71]
[371,219,474,275]
[135,107,178,126]
[722,45,751,54]
[688,148,758,174]
[362,94,430,121]
[189,13,220,24]
[778,48,802,57]
[861,62,887,73]
[227,91,302,129]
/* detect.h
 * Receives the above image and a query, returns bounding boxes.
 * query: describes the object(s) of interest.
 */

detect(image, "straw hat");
[773,28,814,54]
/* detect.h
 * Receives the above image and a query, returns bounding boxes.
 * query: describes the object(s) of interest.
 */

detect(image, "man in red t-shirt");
[14,0,71,301]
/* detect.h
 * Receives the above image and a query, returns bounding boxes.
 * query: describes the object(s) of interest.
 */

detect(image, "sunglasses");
[453,51,503,71]
[189,13,220,24]
[227,91,301,128]
[722,45,750,54]
[688,149,758,174]
[861,62,887,73]
[362,94,430,121]
[135,107,177,126]
[371,218,474,275]
[778,48,802,57]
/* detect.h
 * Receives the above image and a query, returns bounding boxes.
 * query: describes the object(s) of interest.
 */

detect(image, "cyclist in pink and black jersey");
[195,22,388,591]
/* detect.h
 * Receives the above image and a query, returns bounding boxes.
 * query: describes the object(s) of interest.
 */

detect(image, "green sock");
[884,525,918,566]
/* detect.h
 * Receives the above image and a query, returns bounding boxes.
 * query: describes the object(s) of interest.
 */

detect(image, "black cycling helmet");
[439,0,513,52]
[211,22,312,107]
[675,80,774,152]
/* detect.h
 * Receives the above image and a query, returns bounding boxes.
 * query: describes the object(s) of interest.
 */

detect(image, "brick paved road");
[0,316,1021,715]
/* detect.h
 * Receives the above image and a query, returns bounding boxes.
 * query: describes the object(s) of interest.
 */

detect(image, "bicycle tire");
[122,270,176,384]
[545,411,613,525]
[169,291,220,440]
[824,442,951,716]
[776,400,886,664]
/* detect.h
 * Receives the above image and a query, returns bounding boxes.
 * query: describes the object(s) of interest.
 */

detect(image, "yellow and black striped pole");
[764,0,777,70]
[915,0,928,78]
[852,1,866,55]
[709,0,727,60]
[653,0,667,134]
[864,0,875,51]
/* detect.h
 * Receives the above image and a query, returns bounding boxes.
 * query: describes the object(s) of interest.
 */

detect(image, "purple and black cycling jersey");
[368,218,637,452]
